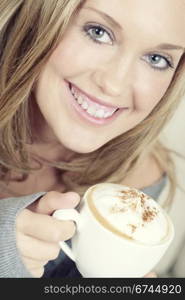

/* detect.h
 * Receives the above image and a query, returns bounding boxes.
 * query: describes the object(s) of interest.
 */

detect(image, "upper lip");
[68,81,126,110]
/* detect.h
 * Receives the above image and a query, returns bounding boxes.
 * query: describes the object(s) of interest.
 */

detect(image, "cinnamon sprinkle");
[110,188,159,223]
[142,207,158,222]
[129,224,137,233]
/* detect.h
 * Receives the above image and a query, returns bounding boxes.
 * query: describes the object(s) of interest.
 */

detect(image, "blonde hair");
[0,0,185,209]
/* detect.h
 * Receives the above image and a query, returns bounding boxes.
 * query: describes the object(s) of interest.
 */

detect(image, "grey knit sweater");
[0,177,166,278]
[0,192,45,277]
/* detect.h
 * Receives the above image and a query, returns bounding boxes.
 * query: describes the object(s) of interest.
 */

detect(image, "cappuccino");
[85,183,170,245]
[53,182,174,277]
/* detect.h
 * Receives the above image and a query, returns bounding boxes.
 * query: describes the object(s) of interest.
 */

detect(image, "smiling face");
[34,0,185,154]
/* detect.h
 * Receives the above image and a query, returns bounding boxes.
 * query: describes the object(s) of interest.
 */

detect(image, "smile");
[69,83,119,118]
[67,81,128,126]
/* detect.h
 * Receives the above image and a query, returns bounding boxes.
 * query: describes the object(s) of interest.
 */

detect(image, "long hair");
[0,0,185,209]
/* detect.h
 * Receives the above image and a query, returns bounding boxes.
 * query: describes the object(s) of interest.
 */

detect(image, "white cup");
[53,183,174,277]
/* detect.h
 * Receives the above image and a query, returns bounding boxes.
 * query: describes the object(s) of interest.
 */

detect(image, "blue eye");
[83,24,113,45]
[143,54,174,71]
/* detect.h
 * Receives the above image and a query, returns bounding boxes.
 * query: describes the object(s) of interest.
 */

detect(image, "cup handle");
[52,209,81,262]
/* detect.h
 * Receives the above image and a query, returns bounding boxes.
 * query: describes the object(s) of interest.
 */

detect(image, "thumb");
[28,191,81,215]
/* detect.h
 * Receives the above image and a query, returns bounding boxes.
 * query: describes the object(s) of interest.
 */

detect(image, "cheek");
[48,38,92,77]
[134,69,173,111]
[48,33,110,78]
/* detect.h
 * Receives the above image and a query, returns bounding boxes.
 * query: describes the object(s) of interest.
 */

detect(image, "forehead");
[81,0,185,47]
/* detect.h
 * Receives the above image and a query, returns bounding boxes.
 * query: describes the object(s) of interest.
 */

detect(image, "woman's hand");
[16,191,80,277]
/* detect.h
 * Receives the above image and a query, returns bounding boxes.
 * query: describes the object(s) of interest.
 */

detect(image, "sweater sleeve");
[0,192,46,278]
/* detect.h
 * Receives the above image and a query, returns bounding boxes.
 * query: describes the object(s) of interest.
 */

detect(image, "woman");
[0,0,185,278]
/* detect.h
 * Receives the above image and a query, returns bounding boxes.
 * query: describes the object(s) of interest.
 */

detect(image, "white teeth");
[70,85,117,119]
[95,109,106,118]
[71,86,75,96]
[81,101,88,110]
[87,106,96,116]
[104,111,114,118]
[77,95,83,105]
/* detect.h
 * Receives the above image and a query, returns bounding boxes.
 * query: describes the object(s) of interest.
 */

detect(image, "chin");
[70,143,102,154]
[58,136,104,154]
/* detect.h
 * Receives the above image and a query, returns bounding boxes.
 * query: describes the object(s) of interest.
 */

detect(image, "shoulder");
[121,154,164,190]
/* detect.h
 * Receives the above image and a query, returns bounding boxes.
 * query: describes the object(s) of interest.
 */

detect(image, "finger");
[17,209,76,242]
[16,232,61,261]
[30,267,45,278]
[21,256,48,269]
[28,191,80,215]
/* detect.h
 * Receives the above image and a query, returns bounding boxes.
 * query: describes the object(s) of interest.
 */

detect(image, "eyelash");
[82,23,114,45]
[143,54,174,72]
[82,24,175,71]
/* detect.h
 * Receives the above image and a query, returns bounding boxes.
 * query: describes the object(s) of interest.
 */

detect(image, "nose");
[92,55,134,97]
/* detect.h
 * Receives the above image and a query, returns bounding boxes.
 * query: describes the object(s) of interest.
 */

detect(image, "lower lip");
[66,82,127,126]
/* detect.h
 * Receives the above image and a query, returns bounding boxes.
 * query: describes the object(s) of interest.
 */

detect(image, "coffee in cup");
[53,183,174,277]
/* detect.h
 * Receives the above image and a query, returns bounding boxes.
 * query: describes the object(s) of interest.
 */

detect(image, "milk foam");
[89,183,169,245]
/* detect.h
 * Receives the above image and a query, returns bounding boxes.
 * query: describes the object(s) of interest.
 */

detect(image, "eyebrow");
[83,7,185,52]
[83,7,123,30]
[155,43,184,51]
